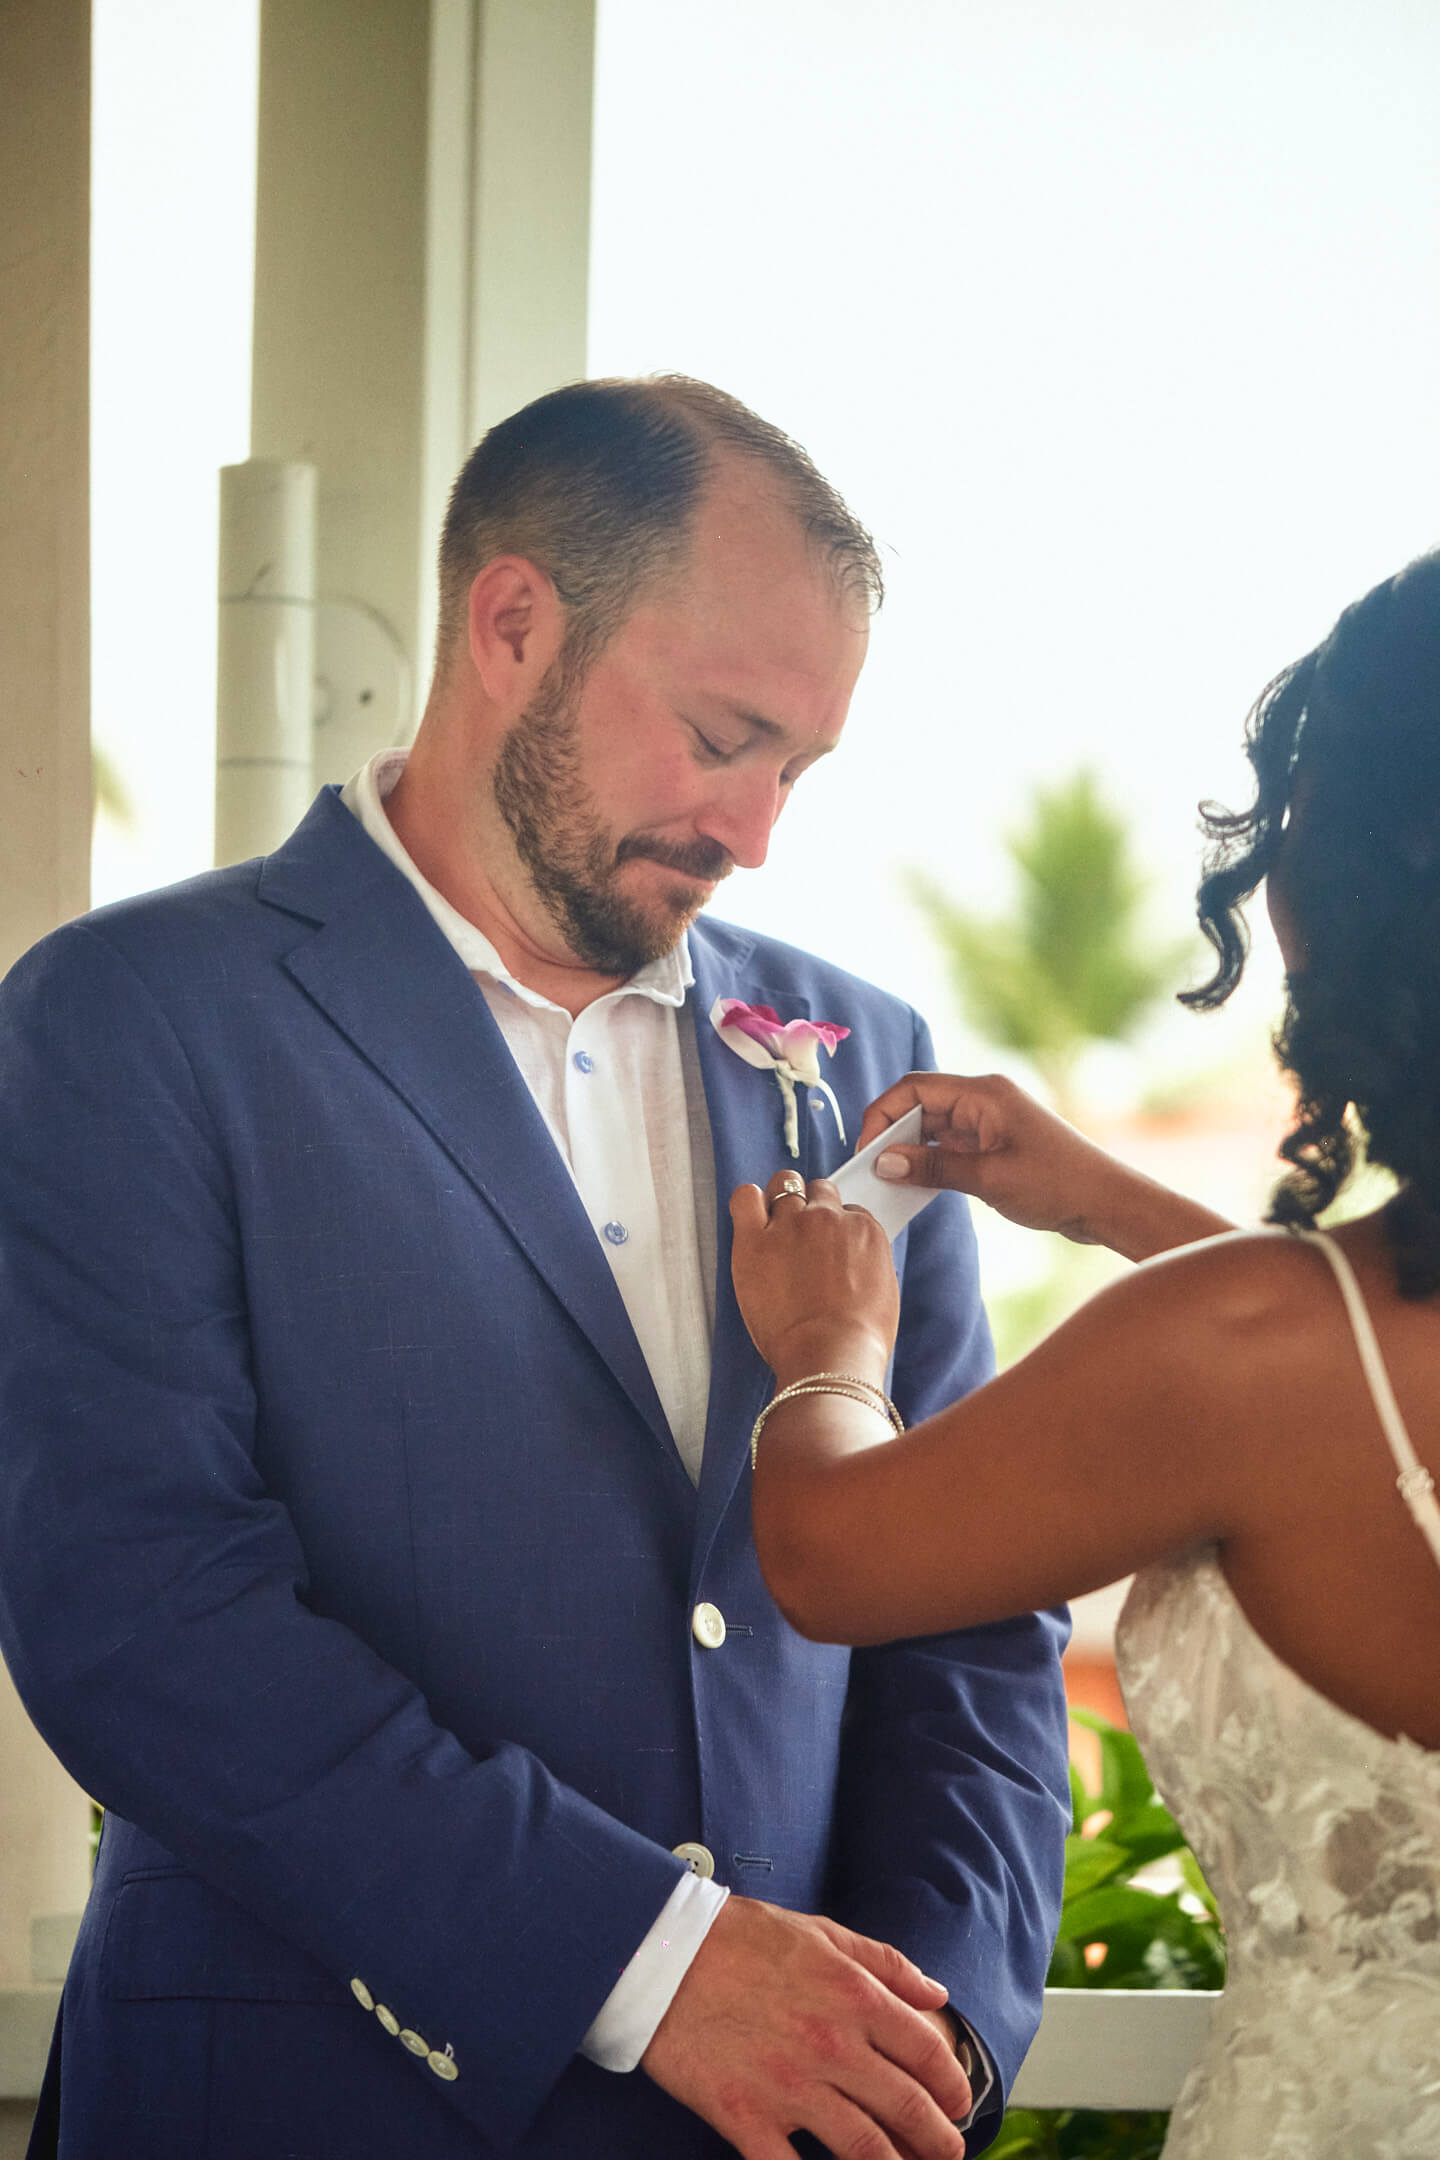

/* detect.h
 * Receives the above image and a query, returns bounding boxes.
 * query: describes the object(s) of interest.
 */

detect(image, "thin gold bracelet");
[750,1372,904,1470]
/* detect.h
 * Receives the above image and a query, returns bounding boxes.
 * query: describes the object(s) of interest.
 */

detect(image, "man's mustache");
[616,835,733,882]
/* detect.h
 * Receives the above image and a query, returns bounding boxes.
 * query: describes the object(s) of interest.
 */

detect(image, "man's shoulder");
[691,914,923,1045]
[9,790,397,994]
[10,858,286,1014]
[4,858,257,994]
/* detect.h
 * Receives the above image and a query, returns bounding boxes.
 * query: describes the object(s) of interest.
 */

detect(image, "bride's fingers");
[763,1169,810,1209]
[856,1071,1034,1158]
[758,1173,846,1217]
[873,1144,976,1192]
[741,1173,852,1225]
[854,1074,927,1152]
[802,1177,844,1214]
[730,1182,770,1231]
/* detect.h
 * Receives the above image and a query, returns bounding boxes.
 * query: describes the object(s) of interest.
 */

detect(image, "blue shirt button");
[603,1220,629,1246]
[573,1050,595,1073]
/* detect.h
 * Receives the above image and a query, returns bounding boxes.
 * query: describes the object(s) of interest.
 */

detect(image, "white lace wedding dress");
[1114,1231,1440,2159]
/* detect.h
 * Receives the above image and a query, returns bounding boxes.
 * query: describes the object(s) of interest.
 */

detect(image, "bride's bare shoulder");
[1138,1224,1328,1296]
[1070,1225,1348,1368]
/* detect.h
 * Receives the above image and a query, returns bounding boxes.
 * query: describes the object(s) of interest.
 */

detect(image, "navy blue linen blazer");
[0,790,1069,2158]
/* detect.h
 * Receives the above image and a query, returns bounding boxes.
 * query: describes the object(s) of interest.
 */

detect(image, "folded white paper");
[827,1104,940,1240]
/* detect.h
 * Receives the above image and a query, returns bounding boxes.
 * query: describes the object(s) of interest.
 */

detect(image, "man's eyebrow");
[718,704,837,756]
[720,704,784,740]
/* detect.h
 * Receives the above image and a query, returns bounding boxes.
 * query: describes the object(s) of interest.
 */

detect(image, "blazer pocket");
[100,1868,352,2005]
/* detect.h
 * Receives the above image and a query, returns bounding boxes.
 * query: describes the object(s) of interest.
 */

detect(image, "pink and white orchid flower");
[709,997,851,1158]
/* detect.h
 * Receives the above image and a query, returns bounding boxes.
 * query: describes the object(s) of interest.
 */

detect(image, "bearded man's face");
[491,650,732,976]
[490,477,867,977]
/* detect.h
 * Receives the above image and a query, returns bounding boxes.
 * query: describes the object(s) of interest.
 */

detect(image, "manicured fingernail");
[874,1150,909,1182]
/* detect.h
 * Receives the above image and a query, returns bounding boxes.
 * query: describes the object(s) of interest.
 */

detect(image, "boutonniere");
[709,997,850,1159]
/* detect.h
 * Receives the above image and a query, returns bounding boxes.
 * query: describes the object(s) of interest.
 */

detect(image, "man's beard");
[491,658,730,976]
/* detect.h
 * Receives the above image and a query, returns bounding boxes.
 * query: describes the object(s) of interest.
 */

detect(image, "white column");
[0,0,93,977]
[249,0,429,775]
[415,0,596,690]
[468,0,595,437]
[215,459,318,865]
[0,0,100,1999]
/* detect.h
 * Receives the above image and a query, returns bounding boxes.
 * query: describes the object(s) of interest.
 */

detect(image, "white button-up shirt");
[341,749,726,2069]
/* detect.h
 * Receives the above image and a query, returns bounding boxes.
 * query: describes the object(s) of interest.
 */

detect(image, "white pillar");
[468,0,595,439]
[0,0,93,976]
[249,0,429,769]
[416,0,596,691]
[0,0,99,1998]
[215,459,318,865]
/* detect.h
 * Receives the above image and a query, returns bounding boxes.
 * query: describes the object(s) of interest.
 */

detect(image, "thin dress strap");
[1293,1228,1440,1573]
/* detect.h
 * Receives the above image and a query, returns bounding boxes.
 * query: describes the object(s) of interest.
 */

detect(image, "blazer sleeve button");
[428,2049,460,2081]
[399,2029,430,2056]
[349,1978,375,2012]
[375,2005,400,2035]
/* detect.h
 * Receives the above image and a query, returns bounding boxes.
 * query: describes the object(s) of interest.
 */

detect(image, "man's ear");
[466,556,564,701]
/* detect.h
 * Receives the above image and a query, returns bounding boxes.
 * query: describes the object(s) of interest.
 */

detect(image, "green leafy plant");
[912,770,1194,1364]
[1050,1710,1223,1991]
[910,771,1185,1122]
[990,2112,1170,2160]
[987,1710,1224,2159]
[92,744,133,827]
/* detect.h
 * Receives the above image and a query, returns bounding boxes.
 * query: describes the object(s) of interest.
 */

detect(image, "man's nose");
[697,772,784,872]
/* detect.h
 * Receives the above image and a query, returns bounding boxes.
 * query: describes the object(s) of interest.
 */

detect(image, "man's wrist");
[935,2008,993,2128]
[581,1875,729,2073]
[932,2005,974,2077]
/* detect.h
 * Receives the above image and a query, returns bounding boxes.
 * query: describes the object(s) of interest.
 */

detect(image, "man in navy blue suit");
[0,378,1069,2158]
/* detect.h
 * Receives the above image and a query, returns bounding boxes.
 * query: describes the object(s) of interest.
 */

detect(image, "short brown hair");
[435,375,882,680]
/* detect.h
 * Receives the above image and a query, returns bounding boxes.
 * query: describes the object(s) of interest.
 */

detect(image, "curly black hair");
[1180,550,1440,1296]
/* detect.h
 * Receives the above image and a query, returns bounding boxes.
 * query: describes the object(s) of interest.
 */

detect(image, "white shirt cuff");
[580,1872,730,2072]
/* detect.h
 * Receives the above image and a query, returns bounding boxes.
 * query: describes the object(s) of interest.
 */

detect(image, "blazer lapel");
[687,932,818,1556]
[258,797,672,1456]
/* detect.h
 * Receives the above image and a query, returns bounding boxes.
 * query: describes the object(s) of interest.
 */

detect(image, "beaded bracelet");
[750,1371,904,1469]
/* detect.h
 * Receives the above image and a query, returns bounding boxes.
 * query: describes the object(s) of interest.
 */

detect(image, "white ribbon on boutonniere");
[709,998,851,1159]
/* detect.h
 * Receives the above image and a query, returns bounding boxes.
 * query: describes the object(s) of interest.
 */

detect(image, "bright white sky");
[93,0,1440,1100]
[588,0,1440,1088]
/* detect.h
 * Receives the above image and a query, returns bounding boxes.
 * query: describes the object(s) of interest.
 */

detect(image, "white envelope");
[827,1104,939,1240]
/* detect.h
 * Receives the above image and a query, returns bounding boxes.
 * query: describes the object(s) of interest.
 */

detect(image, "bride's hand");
[855,1072,1117,1242]
[854,1073,1232,1261]
[730,1172,900,1384]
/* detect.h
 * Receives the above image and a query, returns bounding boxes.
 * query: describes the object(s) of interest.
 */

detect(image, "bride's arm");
[855,1073,1233,1261]
[732,1174,1266,1647]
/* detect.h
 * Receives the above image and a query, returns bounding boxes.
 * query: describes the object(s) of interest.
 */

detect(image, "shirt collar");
[339,748,694,1013]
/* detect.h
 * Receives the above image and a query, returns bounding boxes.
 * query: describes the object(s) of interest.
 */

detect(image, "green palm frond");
[911,772,1186,1101]
[92,745,133,826]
